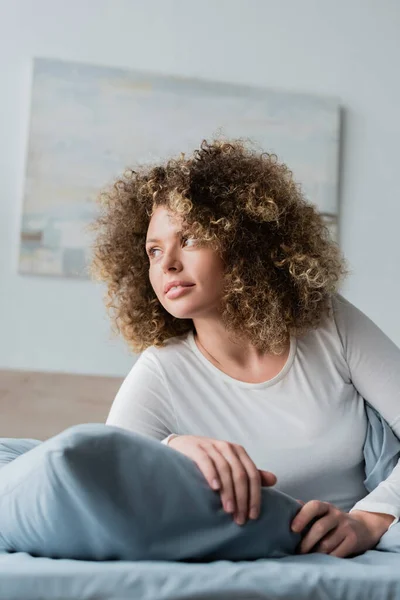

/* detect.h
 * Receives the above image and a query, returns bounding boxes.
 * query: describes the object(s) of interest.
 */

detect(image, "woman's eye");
[147,238,197,258]
[148,248,160,258]
[183,237,197,247]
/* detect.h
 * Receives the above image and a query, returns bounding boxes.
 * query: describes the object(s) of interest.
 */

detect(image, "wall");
[0,0,399,377]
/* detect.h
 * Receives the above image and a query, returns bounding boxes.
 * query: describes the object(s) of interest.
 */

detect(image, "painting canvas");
[19,57,341,278]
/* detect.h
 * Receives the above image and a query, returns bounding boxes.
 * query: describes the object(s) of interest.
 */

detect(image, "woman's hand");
[168,435,277,525]
[291,500,394,557]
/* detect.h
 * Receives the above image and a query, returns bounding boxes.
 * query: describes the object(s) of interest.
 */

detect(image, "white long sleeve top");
[106,294,400,527]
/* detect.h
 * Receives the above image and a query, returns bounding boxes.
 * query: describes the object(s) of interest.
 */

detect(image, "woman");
[91,139,400,558]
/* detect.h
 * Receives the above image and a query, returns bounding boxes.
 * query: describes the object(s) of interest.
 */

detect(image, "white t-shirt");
[106,294,400,525]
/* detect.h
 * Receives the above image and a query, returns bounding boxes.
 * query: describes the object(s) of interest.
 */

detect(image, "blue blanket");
[0,403,400,599]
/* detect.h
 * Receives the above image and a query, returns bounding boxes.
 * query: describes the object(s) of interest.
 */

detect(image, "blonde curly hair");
[90,138,348,354]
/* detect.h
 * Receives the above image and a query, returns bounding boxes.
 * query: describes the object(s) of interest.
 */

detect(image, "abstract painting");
[19,58,341,278]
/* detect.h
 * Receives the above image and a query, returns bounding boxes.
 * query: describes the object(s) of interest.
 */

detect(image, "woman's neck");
[192,319,290,384]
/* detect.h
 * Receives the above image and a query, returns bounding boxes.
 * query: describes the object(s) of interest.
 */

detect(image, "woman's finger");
[216,444,250,525]
[298,513,338,554]
[314,529,346,555]
[329,536,355,558]
[291,500,331,533]
[204,444,236,515]
[193,445,223,491]
[235,447,261,520]
[259,470,277,487]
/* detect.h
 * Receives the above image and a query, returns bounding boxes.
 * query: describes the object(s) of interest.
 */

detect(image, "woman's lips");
[165,284,195,299]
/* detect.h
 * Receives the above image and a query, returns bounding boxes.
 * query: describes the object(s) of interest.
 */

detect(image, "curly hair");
[90,138,348,355]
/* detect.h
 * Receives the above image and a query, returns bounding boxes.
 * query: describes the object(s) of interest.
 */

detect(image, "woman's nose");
[161,252,182,273]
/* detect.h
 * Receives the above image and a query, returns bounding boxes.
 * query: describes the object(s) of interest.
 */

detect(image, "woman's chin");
[167,308,195,320]
[163,300,198,320]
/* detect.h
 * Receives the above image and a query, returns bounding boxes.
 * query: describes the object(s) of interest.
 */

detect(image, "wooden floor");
[0,369,123,440]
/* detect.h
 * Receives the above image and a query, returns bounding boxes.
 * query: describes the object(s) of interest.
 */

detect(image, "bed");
[1,542,400,600]
[1,368,400,599]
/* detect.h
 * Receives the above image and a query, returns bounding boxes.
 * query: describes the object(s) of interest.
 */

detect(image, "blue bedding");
[1,403,400,599]
[1,538,400,600]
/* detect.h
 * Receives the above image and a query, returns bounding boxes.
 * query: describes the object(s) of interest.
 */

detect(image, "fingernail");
[212,479,220,490]
[235,515,245,525]
[249,508,258,520]
[226,501,234,513]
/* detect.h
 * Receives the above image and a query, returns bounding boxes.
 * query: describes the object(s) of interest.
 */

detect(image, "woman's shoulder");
[295,293,353,358]
[313,292,359,331]
[331,292,357,314]
[306,292,378,361]
[122,331,193,388]
[330,292,373,335]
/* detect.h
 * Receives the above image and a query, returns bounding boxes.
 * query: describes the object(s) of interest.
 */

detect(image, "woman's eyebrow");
[145,231,183,245]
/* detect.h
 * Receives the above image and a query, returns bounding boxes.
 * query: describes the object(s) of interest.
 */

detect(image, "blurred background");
[0,0,399,439]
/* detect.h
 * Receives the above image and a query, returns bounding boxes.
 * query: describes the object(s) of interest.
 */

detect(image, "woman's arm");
[106,349,179,441]
[332,294,400,528]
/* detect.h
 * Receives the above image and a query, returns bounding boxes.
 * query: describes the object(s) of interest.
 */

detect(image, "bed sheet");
[1,539,400,600]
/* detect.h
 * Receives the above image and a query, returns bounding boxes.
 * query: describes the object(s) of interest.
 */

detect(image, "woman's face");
[146,206,225,320]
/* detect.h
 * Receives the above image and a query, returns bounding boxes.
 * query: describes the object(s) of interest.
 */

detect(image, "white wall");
[1,0,399,377]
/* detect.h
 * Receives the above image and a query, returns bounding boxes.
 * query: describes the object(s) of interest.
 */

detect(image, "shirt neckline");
[186,330,297,389]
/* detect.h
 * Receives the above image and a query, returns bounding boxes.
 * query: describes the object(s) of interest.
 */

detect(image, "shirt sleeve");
[106,349,178,441]
[161,433,179,445]
[332,294,400,527]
